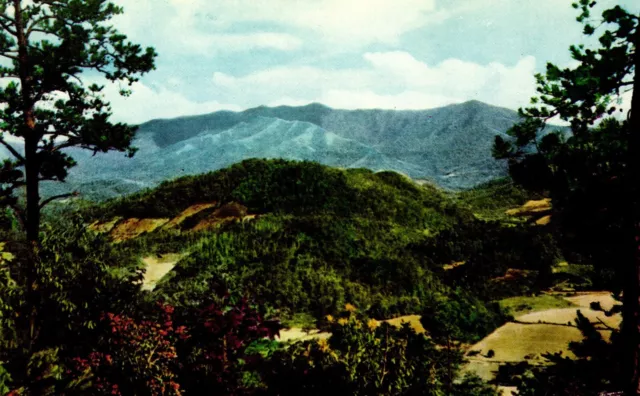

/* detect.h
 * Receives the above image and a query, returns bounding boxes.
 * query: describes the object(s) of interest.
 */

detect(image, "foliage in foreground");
[0,221,502,394]
[493,0,640,390]
[496,309,624,395]
[260,310,499,396]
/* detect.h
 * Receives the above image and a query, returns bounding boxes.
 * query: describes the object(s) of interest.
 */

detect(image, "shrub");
[260,312,498,395]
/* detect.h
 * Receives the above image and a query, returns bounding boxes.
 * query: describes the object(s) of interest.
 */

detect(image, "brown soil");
[535,215,552,225]
[443,261,466,271]
[505,198,552,216]
[88,217,122,234]
[163,202,217,229]
[110,218,170,242]
[191,202,256,232]
[141,253,185,291]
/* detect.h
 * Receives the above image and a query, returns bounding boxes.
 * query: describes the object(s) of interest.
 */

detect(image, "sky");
[103,0,636,124]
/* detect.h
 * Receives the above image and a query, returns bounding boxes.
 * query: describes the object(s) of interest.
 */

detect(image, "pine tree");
[0,0,156,243]
[493,1,640,392]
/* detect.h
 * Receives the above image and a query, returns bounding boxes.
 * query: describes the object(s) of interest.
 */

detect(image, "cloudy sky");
[105,0,636,124]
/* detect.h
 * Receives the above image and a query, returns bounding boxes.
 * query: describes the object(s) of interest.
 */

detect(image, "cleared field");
[277,328,331,342]
[563,291,619,310]
[464,291,621,386]
[278,314,426,344]
[141,253,185,291]
[517,307,620,331]
[498,294,574,317]
[467,322,581,364]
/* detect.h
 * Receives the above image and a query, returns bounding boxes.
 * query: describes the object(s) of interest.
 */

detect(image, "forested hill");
[88,158,467,229]
[84,159,557,336]
[45,100,528,200]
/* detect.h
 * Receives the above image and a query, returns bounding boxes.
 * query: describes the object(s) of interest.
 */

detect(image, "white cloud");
[114,0,486,54]
[211,51,538,111]
[320,90,457,110]
[113,1,302,54]
[194,0,438,45]
[99,82,241,124]
[169,32,302,54]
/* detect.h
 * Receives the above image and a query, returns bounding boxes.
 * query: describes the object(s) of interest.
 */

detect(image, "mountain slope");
[37,101,530,199]
[132,101,516,190]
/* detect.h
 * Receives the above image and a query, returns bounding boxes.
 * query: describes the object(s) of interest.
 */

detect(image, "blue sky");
[104,0,636,124]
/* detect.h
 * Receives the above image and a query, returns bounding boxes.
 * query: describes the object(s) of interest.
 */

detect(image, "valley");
[0,0,634,393]
[58,159,613,395]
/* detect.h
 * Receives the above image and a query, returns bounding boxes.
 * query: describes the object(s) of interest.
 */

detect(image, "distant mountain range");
[38,100,526,200]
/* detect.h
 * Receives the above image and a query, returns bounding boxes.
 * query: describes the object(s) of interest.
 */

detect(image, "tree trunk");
[13,0,39,352]
[12,0,39,244]
[24,141,39,243]
[624,19,640,395]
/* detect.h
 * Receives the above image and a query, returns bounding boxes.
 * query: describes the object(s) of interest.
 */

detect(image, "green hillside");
[454,177,543,222]
[89,158,468,229]
[81,159,561,343]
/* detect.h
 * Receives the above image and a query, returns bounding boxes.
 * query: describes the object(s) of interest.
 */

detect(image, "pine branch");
[0,52,17,61]
[0,13,16,36]
[25,14,55,37]
[595,317,616,331]
[0,138,24,163]
[39,192,79,209]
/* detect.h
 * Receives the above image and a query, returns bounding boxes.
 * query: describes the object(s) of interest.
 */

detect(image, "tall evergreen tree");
[493,1,640,392]
[0,0,156,243]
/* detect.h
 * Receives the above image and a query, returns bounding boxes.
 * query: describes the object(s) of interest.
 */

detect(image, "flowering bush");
[62,303,181,395]
[4,297,279,395]
[172,296,280,395]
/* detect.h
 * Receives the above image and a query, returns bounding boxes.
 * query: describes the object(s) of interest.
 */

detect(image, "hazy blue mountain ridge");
[27,100,531,200]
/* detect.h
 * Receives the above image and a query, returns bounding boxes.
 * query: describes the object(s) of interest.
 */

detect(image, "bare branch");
[0,13,16,36]
[0,52,17,61]
[39,192,79,209]
[25,28,49,36]
[0,138,24,163]
[51,140,78,152]
[596,317,616,331]
[25,14,55,38]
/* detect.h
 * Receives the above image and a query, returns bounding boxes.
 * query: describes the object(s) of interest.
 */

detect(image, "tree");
[493,1,640,392]
[0,0,156,243]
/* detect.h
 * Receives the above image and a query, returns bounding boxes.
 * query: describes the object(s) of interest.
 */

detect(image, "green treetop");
[493,1,640,393]
[0,0,156,243]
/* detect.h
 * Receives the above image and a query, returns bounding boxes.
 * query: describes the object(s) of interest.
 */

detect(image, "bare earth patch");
[277,328,331,342]
[163,202,218,229]
[277,314,425,344]
[505,198,552,216]
[563,291,619,311]
[383,315,425,333]
[141,253,185,291]
[517,307,620,330]
[443,261,466,271]
[111,218,170,242]
[88,217,122,233]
